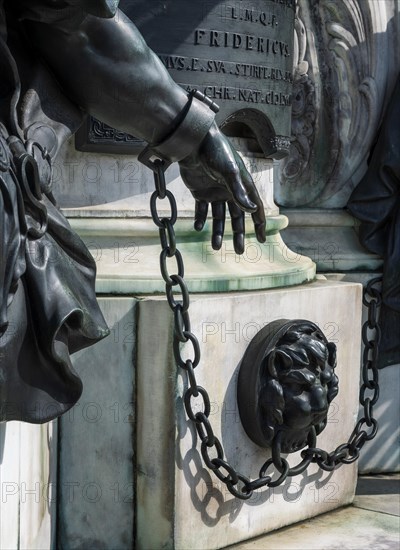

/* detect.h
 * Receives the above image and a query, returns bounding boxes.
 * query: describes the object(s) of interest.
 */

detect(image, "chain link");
[148,164,382,500]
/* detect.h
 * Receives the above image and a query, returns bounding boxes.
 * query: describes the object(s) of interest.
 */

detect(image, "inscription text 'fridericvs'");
[194,29,291,57]
[119,0,297,157]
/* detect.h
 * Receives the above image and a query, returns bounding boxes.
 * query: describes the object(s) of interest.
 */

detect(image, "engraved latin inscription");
[79,0,295,153]
[154,2,294,108]
[182,84,292,106]
[159,55,293,82]
[195,29,291,57]
[224,5,278,27]
[156,1,297,109]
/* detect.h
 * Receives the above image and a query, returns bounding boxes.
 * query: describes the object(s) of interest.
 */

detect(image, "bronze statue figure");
[348,75,400,369]
[0,0,266,423]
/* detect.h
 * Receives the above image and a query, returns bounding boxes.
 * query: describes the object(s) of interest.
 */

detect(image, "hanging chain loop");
[148,163,382,500]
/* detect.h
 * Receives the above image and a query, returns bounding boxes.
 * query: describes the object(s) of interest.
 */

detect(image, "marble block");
[0,421,56,550]
[0,422,20,549]
[136,279,362,550]
[19,422,57,550]
[57,298,137,550]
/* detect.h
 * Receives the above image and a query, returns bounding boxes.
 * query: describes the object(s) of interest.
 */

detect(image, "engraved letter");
[246,35,255,50]
[210,30,221,47]
[195,29,206,45]
[233,33,242,48]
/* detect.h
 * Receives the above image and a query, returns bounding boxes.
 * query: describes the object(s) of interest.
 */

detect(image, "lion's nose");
[310,385,328,413]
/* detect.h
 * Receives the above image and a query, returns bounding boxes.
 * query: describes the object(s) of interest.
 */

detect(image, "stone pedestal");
[58,280,362,549]
[136,280,362,549]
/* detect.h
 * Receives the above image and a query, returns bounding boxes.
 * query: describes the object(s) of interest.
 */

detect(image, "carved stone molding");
[276,0,399,208]
[75,116,145,154]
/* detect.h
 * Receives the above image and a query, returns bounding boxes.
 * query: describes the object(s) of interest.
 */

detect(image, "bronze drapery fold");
[0,0,110,423]
[348,75,400,369]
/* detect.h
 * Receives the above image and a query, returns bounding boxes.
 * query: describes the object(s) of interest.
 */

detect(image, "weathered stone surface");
[229,503,400,549]
[19,423,57,550]
[136,279,362,550]
[280,209,383,272]
[0,422,56,550]
[57,298,137,550]
[55,140,278,216]
[354,475,400,516]
[0,422,20,549]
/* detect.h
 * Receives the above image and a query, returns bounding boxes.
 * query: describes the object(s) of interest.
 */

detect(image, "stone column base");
[68,216,316,294]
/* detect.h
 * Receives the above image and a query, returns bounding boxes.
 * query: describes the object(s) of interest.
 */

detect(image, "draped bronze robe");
[348,75,400,369]
[0,1,115,423]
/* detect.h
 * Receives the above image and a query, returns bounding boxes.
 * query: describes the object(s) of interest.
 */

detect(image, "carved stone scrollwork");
[277,0,399,208]
[237,319,339,453]
[75,116,145,153]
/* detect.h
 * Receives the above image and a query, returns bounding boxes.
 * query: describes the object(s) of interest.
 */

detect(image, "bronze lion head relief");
[237,320,339,453]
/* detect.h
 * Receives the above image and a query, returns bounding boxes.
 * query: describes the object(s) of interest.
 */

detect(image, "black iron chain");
[148,162,382,500]
[300,276,382,471]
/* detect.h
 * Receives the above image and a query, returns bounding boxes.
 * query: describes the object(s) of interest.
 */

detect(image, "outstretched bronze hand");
[179,123,266,254]
[26,9,266,254]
